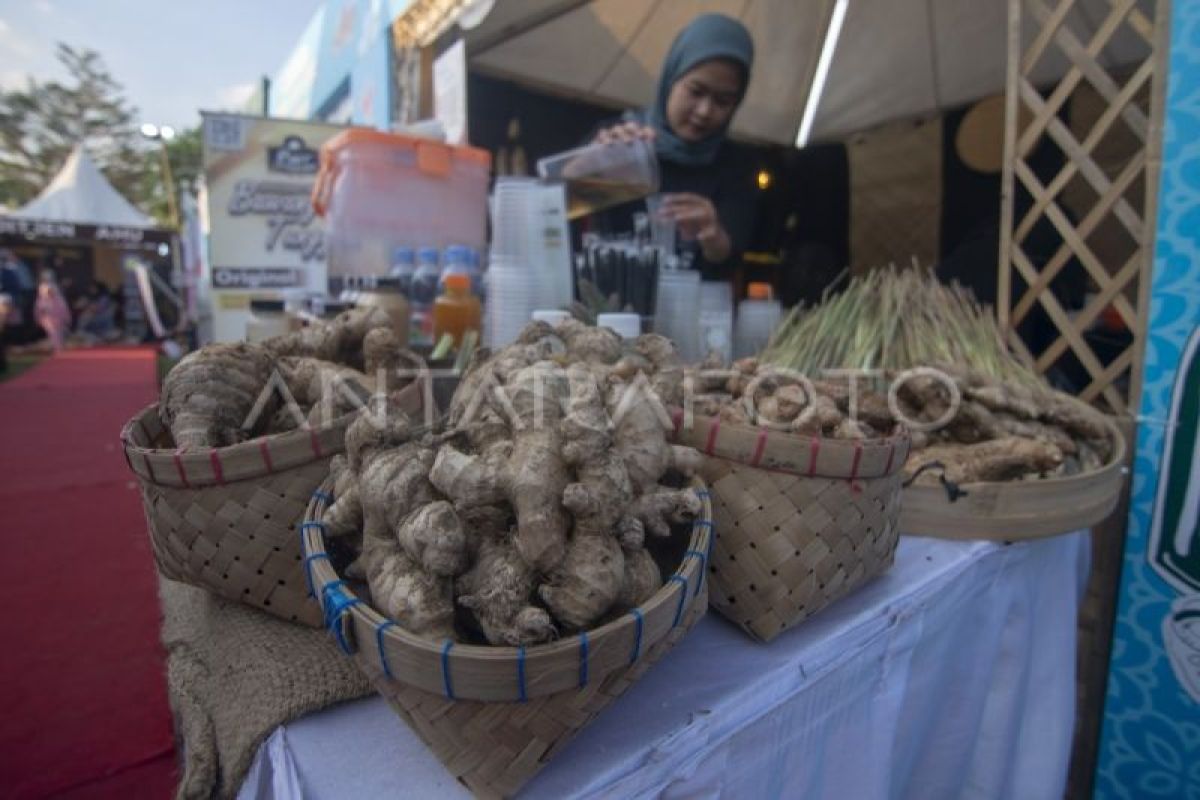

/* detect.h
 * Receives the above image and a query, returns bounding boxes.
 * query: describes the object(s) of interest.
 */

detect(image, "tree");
[138,127,203,227]
[0,44,148,215]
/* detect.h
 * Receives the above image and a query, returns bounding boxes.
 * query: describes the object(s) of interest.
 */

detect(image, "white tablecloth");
[240,531,1089,800]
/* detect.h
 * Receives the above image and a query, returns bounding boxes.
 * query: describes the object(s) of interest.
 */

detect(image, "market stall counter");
[238,531,1088,799]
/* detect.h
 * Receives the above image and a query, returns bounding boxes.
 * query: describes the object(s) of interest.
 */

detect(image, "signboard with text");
[0,216,172,247]
[201,112,345,341]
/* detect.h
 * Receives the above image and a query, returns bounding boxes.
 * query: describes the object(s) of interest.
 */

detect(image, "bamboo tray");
[899,414,1128,540]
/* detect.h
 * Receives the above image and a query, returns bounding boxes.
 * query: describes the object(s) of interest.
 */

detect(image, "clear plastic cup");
[645,194,677,255]
[485,257,540,346]
[537,139,660,220]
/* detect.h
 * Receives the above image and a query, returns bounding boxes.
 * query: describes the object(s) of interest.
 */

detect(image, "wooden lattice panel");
[1000,4,1170,798]
[999,0,1168,416]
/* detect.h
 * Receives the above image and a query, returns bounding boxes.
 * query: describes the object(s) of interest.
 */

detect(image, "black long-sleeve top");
[577,131,759,280]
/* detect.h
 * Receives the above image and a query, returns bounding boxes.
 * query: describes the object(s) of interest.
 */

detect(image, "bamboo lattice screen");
[999,0,1169,416]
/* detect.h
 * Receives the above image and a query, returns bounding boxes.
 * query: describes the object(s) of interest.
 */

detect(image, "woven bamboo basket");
[671,411,910,643]
[300,477,713,798]
[899,410,1128,540]
[120,379,436,627]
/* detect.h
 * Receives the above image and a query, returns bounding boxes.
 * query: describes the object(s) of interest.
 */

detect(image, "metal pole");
[158,140,180,230]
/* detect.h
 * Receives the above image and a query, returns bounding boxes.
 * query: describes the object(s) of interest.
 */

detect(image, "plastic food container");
[313,129,491,283]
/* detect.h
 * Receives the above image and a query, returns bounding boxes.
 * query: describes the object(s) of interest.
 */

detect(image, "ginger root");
[617,547,662,610]
[159,342,277,448]
[906,437,1064,485]
[332,319,705,644]
[263,306,390,369]
[433,362,573,572]
[362,537,455,640]
[325,455,363,537]
[560,363,638,539]
[397,500,469,577]
[457,536,556,646]
[540,532,626,630]
[631,488,703,539]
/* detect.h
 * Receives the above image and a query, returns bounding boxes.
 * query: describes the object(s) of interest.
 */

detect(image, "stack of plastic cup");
[654,269,702,362]
[699,281,735,363]
[484,254,540,347]
[489,178,573,313]
[490,178,540,258]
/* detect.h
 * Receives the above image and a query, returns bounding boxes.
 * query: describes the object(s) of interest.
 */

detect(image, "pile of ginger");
[158,306,417,448]
[687,356,1115,486]
[322,319,705,645]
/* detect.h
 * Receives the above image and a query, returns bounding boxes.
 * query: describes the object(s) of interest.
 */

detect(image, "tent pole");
[998,0,1021,332]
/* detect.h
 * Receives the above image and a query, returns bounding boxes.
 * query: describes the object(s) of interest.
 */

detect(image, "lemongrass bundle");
[761,266,1044,389]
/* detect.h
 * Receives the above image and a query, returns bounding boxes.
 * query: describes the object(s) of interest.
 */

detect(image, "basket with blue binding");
[300,476,713,798]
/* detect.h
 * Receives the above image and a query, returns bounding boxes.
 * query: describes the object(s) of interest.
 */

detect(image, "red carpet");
[0,348,176,799]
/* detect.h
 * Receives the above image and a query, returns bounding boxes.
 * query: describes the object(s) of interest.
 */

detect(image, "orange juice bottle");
[432,273,482,348]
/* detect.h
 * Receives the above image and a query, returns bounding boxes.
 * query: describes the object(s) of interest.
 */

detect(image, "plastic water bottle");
[389,245,416,297]
[440,245,483,297]
[409,246,442,345]
[470,247,487,304]
[337,275,360,305]
[734,282,782,358]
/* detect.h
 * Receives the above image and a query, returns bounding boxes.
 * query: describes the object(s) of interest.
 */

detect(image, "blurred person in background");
[0,292,11,373]
[35,269,72,352]
[1,249,36,344]
[74,281,120,342]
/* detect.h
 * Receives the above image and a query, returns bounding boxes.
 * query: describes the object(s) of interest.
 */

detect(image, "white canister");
[597,313,642,339]
[245,299,290,343]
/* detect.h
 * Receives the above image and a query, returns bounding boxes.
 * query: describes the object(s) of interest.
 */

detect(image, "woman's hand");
[593,121,656,145]
[656,193,732,263]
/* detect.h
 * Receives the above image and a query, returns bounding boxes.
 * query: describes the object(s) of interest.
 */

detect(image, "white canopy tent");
[463,0,1153,146]
[8,145,154,228]
[0,145,179,340]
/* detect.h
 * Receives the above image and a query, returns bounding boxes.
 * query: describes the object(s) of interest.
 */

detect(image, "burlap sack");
[160,577,372,799]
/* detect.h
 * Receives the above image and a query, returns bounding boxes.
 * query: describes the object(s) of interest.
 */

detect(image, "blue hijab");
[644,14,754,166]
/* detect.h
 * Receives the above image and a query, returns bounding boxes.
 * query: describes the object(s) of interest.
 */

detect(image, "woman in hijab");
[589,13,757,275]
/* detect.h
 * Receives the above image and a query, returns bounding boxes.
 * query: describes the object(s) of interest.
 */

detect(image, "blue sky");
[0,0,324,131]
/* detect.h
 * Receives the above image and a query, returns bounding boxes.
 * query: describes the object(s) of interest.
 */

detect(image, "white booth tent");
[463,0,1153,146]
[0,145,176,339]
[7,145,155,229]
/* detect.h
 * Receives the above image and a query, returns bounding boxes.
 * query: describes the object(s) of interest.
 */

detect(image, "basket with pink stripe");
[670,409,910,643]
[120,403,361,626]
